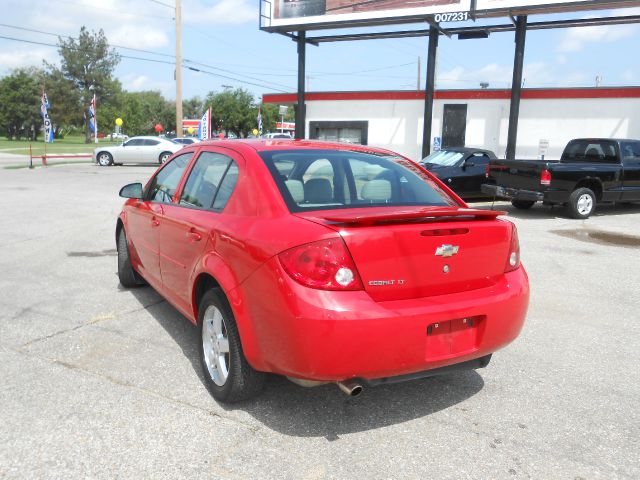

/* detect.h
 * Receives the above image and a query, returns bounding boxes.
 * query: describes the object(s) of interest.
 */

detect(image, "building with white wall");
[263,87,640,161]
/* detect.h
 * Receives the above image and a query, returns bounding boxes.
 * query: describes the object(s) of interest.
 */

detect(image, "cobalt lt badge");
[435,244,459,258]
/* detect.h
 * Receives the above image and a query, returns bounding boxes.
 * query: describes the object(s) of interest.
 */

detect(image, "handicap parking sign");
[433,137,441,151]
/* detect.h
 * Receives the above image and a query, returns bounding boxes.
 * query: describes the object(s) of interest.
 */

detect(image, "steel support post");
[506,15,527,160]
[421,26,439,159]
[295,31,306,139]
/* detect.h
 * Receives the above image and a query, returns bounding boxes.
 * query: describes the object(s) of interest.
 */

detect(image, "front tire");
[567,187,596,219]
[159,151,172,164]
[198,289,265,402]
[511,199,535,210]
[97,152,113,166]
[117,230,143,288]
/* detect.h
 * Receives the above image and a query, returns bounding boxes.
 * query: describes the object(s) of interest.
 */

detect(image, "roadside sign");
[539,139,549,157]
[433,137,442,152]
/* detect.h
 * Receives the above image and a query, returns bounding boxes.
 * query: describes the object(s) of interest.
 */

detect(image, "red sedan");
[116,140,529,402]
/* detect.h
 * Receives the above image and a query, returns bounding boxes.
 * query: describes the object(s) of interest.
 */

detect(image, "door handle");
[151,216,160,227]
[186,229,202,242]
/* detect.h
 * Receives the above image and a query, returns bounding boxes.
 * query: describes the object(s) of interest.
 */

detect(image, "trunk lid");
[297,206,513,302]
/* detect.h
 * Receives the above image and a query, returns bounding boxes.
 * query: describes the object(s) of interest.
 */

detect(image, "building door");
[442,104,467,148]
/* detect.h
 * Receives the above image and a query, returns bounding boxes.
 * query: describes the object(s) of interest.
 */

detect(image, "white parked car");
[172,137,201,145]
[94,136,182,166]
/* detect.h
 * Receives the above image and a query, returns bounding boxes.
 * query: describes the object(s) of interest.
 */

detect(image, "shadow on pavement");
[130,287,486,438]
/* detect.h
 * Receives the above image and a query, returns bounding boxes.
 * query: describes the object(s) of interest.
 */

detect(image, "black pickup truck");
[482,138,640,219]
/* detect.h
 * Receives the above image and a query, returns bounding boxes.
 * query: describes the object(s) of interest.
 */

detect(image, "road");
[0,163,638,479]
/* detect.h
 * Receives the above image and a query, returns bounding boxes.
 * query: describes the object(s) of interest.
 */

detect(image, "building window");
[309,121,369,145]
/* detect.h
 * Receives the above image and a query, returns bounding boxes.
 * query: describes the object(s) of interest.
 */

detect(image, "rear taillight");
[540,169,551,186]
[279,238,363,291]
[485,164,491,179]
[504,223,521,273]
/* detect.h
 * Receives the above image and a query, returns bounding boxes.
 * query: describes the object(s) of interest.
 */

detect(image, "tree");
[0,68,41,140]
[183,96,205,119]
[55,26,120,142]
[206,87,258,138]
[111,91,175,136]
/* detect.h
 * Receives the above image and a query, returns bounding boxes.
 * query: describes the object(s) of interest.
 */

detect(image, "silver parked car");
[94,136,182,166]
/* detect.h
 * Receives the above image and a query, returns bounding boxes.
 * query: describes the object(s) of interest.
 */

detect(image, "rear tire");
[511,199,535,210]
[567,188,596,219]
[198,289,265,403]
[117,230,143,288]
[97,152,113,166]
[159,151,171,164]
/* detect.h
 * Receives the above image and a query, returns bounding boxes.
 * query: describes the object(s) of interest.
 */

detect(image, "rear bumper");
[481,184,544,202]
[235,260,530,382]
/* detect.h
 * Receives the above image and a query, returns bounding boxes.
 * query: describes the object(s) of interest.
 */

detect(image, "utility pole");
[175,0,183,138]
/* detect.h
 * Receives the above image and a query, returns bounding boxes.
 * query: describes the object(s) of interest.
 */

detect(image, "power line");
[0,34,290,93]
[0,23,176,59]
[55,0,174,20]
[147,0,174,8]
[0,24,294,91]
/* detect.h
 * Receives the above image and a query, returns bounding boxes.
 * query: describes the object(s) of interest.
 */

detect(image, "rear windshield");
[561,140,620,164]
[260,149,456,212]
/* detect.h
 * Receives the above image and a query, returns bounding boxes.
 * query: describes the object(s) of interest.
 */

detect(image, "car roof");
[191,139,404,158]
[128,136,173,141]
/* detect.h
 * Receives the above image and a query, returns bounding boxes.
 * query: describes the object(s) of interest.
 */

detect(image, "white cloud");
[110,25,169,50]
[122,74,173,96]
[436,61,555,89]
[557,8,640,53]
[183,0,256,25]
[0,48,55,72]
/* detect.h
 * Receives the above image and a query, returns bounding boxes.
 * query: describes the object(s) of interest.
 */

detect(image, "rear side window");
[260,149,456,212]
[145,152,193,203]
[561,140,619,163]
[180,151,238,211]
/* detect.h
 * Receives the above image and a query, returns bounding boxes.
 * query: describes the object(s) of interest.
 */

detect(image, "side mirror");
[119,183,143,199]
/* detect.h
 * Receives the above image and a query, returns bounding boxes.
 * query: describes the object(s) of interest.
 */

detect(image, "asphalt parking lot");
[1,162,638,479]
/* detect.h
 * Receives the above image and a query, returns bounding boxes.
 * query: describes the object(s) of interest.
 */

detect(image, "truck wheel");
[567,188,596,219]
[511,200,535,210]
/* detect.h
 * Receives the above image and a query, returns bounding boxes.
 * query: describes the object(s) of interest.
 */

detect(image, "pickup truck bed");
[482,139,640,219]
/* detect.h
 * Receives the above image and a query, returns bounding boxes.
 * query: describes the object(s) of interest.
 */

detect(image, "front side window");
[124,139,144,147]
[180,151,238,211]
[261,149,456,212]
[145,153,192,203]
[144,139,160,146]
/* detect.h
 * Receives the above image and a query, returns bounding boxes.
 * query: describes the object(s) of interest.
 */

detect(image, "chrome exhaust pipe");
[337,380,363,397]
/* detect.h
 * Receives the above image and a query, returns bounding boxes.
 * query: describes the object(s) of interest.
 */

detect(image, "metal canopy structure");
[259,0,640,159]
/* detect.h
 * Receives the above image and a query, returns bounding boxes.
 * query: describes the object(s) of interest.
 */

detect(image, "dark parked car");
[419,148,497,199]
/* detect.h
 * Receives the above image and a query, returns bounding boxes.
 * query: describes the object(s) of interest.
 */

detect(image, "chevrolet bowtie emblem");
[435,244,459,257]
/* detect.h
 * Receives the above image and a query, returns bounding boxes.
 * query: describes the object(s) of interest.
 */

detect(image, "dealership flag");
[257,107,263,136]
[88,93,98,143]
[198,107,212,140]
[40,91,54,143]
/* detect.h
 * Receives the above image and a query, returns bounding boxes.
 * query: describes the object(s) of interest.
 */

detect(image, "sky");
[0,0,639,103]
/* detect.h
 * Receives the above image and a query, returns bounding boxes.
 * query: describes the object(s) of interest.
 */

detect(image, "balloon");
[188,127,194,134]
[115,118,123,126]
[154,123,163,133]
[252,129,258,136]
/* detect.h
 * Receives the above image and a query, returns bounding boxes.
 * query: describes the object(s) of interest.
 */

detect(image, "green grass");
[0,135,122,157]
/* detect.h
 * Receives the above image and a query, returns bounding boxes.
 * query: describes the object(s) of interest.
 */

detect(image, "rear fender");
[191,253,263,370]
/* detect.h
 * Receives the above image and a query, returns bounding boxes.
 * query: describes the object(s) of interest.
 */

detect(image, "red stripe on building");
[263,87,640,103]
